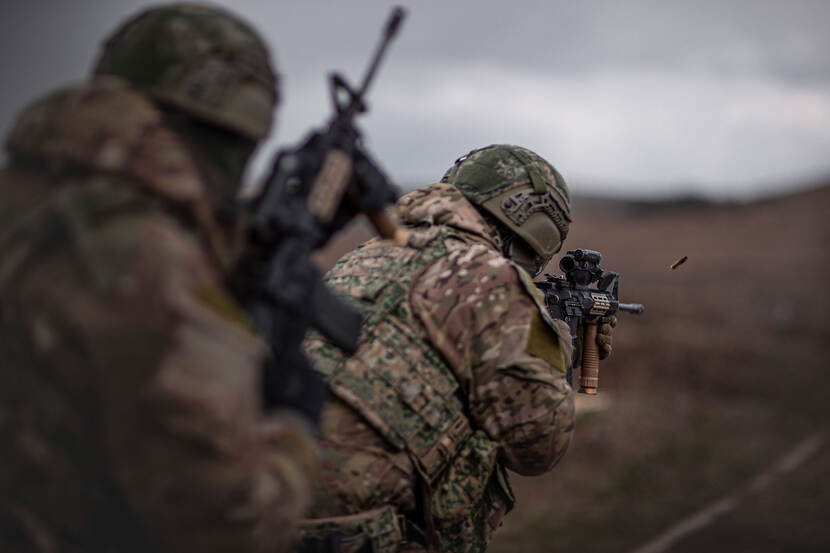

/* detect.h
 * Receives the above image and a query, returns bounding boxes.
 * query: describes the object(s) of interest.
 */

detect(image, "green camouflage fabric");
[442,145,571,262]
[304,182,575,553]
[0,78,317,553]
[443,145,569,205]
[94,3,278,141]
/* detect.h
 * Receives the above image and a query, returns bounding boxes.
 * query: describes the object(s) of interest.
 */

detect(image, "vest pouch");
[298,505,406,553]
[430,429,498,522]
[482,464,515,543]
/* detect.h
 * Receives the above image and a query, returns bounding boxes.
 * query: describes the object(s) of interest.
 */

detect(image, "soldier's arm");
[45,212,317,553]
[411,242,574,476]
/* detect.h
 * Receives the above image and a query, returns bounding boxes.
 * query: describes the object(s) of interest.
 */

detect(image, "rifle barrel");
[357,6,407,98]
[618,302,645,314]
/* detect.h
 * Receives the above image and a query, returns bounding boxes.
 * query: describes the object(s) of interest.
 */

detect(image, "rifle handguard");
[580,320,600,394]
[307,149,353,224]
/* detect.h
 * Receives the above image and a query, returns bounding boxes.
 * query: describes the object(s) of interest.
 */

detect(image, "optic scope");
[559,249,604,285]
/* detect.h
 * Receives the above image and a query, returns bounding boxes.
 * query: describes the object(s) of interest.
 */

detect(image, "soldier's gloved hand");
[596,315,617,360]
[263,355,328,426]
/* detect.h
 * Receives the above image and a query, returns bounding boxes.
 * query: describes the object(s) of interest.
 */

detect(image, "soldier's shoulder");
[431,240,521,289]
[94,202,216,287]
[411,242,522,318]
[79,202,248,328]
[442,241,549,309]
[7,77,158,166]
[416,239,559,324]
[6,76,205,205]
[0,168,208,292]
[33,186,214,295]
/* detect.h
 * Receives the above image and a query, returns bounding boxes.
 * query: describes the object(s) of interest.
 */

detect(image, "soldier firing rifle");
[537,248,644,394]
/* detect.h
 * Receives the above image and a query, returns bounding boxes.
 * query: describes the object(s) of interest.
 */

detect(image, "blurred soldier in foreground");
[0,5,317,552]
[302,145,614,552]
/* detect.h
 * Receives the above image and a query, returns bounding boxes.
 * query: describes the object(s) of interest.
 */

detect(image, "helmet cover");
[442,144,571,262]
[94,2,278,141]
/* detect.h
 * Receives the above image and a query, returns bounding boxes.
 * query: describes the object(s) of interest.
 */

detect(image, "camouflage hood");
[396,182,501,250]
[5,76,211,214]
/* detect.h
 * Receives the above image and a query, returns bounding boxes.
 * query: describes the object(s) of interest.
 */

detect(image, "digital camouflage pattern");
[304,182,575,553]
[442,145,571,262]
[0,78,317,553]
[94,3,278,141]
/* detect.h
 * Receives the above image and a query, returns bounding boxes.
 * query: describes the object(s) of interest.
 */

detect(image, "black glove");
[263,352,328,426]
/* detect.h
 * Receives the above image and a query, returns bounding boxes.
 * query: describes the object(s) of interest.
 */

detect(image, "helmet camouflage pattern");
[442,144,571,262]
[93,2,278,141]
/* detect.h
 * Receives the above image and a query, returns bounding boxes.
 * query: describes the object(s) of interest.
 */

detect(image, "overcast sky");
[2,0,829,199]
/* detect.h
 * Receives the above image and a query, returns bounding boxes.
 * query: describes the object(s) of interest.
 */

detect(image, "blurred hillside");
[490,182,830,553]
[315,183,830,553]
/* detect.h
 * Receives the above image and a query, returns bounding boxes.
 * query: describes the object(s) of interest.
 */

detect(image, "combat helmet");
[93,3,278,141]
[442,144,571,275]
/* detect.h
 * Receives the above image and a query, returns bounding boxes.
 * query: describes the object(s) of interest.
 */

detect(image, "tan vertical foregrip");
[579,320,600,395]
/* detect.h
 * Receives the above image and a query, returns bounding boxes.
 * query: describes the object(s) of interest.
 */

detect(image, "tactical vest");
[306,226,521,547]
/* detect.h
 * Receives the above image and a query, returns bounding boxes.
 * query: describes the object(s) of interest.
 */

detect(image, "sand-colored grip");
[308,149,353,224]
[579,320,600,394]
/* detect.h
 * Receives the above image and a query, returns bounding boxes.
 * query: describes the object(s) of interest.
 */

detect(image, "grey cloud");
[263,1,830,84]
[2,0,829,198]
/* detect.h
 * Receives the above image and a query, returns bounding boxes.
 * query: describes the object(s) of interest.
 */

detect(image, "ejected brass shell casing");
[670,255,688,270]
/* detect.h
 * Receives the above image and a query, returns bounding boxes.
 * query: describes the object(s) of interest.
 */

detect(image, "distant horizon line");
[392,172,830,203]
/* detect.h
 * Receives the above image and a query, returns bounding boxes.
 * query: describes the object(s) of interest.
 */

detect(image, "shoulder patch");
[510,263,557,329]
[525,310,566,373]
[510,262,573,371]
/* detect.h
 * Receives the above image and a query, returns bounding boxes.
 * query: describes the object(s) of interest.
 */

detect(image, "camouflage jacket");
[0,77,317,553]
[304,183,575,553]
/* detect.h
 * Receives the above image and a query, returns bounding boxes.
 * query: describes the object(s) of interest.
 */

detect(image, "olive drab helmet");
[441,144,571,274]
[93,3,278,142]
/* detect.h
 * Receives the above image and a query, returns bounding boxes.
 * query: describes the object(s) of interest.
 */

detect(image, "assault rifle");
[536,249,644,394]
[233,7,408,419]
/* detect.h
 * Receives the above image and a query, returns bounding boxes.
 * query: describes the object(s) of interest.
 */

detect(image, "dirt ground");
[316,183,830,553]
